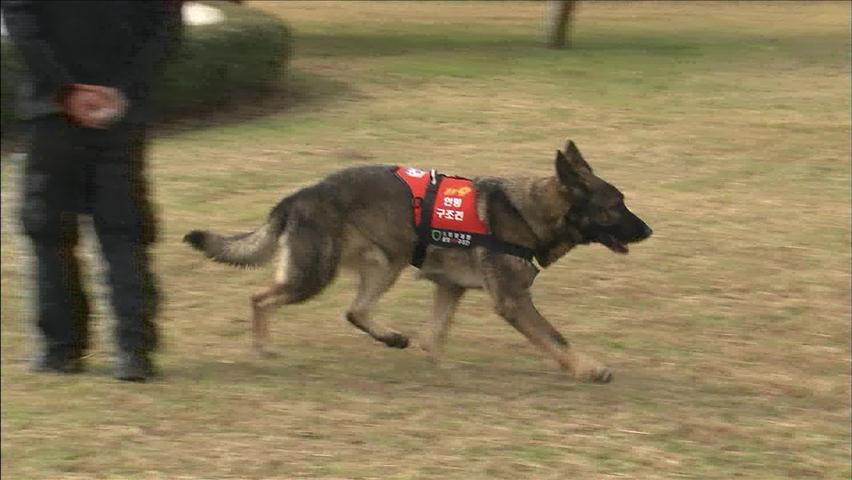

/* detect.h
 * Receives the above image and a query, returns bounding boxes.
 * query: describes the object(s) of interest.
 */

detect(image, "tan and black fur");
[184,140,651,383]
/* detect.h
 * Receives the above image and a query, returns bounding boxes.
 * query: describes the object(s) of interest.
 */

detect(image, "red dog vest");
[395,166,535,267]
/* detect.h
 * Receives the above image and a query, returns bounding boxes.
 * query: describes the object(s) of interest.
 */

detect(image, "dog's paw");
[382,333,409,349]
[575,364,612,384]
[417,340,446,366]
[592,367,613,384]
[567,353,612,384]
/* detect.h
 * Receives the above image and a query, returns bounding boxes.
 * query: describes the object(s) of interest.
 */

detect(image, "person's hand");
[66,84,128,128]
[61,84,128,129]
[63,88,104,128]
[83,85,127,128]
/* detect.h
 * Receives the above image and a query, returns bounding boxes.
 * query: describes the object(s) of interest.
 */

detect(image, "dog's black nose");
[632,222,652,242]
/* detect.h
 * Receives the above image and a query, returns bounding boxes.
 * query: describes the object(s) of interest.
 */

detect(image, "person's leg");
[97,238,158,380]
[91,129,159,381]
[29,220,91,372]
[20,117,91,372]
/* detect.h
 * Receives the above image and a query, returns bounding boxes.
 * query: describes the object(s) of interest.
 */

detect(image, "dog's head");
[555,140,652,254]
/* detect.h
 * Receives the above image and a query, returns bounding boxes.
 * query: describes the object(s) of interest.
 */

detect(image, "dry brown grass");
[2,2,850,479]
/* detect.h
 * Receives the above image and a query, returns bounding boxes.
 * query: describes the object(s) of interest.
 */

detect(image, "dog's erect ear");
[563,140,593,174]
[555,150,589,199]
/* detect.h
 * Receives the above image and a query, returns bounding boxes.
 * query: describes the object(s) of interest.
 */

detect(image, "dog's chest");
[416,248,485,289]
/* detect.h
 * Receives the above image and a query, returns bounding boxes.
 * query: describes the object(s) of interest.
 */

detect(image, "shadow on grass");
[0,69,351,156]
[161,352,591,401]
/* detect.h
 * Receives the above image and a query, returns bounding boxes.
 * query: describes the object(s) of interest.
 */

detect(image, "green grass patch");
[2,1,850,479]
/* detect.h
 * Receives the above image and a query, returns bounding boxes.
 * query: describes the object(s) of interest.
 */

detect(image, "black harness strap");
[473,234,535,262]
[411,169,440,268]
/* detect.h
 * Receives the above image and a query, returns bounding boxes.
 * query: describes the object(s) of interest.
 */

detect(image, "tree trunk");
[544,0,577,49]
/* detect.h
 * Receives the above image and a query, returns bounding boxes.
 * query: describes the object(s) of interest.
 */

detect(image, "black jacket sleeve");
[2,0,76,101]
[113,1,183,97]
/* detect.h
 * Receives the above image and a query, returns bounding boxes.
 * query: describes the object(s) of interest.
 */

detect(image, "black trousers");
[20,116,159,356]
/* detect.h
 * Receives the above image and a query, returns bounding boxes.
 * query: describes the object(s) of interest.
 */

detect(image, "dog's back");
[184,165,416,268]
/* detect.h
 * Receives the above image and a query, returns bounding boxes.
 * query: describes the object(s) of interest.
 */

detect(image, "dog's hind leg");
[251,283,287,357]
[250,279,335,356]
[345,251,408,348]
[419,283,465,364]
[250,227,340,356]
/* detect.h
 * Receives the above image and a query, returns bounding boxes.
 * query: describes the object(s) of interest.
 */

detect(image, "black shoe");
[114,351,155,382]
[30,350,84,374]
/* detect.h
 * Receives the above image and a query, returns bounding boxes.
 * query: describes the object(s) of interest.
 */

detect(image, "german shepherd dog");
[184,141,651,383]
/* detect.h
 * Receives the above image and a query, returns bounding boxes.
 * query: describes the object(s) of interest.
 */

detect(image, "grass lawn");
[1,1,850,478]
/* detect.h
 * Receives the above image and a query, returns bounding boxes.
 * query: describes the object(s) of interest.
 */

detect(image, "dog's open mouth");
[599,234,629,254]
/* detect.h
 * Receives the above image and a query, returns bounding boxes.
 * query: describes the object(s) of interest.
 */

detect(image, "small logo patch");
[431,229,472,246]
[405,167,427,178]
[443,186,472,197]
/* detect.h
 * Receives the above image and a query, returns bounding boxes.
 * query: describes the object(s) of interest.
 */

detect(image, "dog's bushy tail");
[183,197,292,267]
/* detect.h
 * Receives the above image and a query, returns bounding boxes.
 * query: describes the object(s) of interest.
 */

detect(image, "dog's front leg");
[419,282,466,364]
[481,255,612,383]
[493,292,612,383]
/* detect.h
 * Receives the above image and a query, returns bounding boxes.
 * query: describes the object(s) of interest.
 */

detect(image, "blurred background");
[1,1,850,479]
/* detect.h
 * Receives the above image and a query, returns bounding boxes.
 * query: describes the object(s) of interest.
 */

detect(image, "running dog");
[184,140,652,383]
